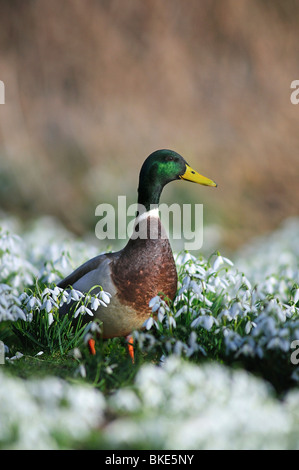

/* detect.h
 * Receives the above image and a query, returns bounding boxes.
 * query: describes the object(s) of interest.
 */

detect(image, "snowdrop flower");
[189,280,202,296]
[143,316,158,331]
[67,289,84,303]
[75,364,87,378]
[143,317,153,330]
[175,305,188,318]
[149,296,161,313]
[179,252,196,265]
[167,315,176,329]
[83,321,102,338]
[99,290,111,305]
[42,287,62,304]
[105,364,117,375]
[229,302,243,319]
[213,255,223,271]
[70,348,82,360]
[293,289,299,305]
[178,275,191,295]
[191,315,216,331]
[28,296,41,310]
[90,296,100,311]
[235,341,256,358]
[42,299,53,314]
[267,337,290,353]
[157,306,165,323]
[47,312,54,326]
[58,290,69,306]
[214,275,230,290]
[245,320,256,334]
[133,331,156,350]
[173,340,185,356]
[252,315,277,338]
[212,254,234,272]
[224,331,243,353]
[202,295,213,307]
[192,266,207,279]
[73,305,94,318]
[57,251,70,271]
[185,331,206,358]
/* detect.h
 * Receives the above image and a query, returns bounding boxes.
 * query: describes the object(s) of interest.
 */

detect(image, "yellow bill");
[180,164,217,187]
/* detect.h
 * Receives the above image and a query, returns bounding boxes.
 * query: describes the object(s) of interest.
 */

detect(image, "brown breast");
[111,215,178,315]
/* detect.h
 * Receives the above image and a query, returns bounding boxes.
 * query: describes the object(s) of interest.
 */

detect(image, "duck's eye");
[165,155,174,162]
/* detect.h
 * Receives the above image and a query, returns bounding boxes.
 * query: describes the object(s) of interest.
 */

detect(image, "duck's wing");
[57,253,116,290]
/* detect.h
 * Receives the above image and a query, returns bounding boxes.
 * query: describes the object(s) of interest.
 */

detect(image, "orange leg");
[88,336,135,362]
[126,334,135,363]
[88,338,96,355]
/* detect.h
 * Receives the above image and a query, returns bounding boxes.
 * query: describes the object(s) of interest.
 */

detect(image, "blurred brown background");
[0,0,298,253]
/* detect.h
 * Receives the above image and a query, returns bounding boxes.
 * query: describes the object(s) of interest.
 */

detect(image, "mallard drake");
[57,149,217,358]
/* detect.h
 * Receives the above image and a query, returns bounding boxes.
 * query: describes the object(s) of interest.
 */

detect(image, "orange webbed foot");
[88,338,96,355]
[126,334,134,364]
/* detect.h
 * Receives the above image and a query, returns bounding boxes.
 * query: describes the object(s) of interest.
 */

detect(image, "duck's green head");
[138,149,217,210]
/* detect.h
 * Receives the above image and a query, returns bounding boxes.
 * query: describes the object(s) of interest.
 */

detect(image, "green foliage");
[11,309,86,356]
